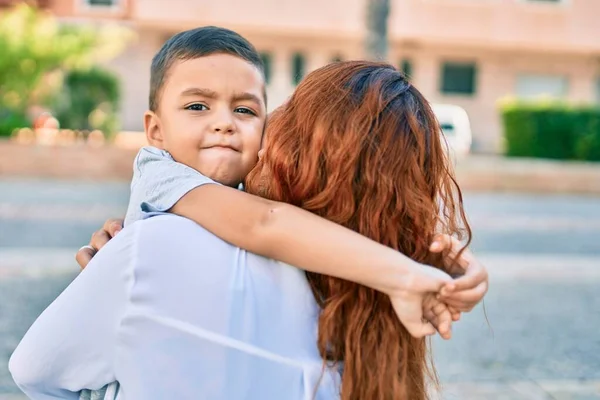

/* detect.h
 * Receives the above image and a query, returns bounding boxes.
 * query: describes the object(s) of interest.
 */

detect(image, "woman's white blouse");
[9,215,340,399]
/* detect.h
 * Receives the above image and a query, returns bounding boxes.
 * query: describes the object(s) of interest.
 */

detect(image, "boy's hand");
[423,293,453,340]
[388,265,456,339]
[429,234,489,312]
[75,218,123,270]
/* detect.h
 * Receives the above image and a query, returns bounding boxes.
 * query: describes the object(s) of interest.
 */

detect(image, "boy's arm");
[125,148,432,296]
[171,184,438,297]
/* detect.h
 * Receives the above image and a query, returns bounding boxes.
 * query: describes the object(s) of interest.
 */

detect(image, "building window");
[260,53,272,85]
[515,74,568,100]
[400,59,413,79]
[292,53,305,85]
[440,62,477,95]
[86,0,117,6]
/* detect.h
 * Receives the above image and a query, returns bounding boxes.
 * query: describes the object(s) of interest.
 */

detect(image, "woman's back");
[117,215,339,399]
[9,214,339,400]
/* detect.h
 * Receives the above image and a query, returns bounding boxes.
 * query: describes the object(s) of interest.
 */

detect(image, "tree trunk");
[365,0,390,61]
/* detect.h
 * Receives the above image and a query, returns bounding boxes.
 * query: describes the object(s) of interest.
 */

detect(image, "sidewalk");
[437,380,600,399]
[1,138,600,194]
[455,155,600,195]
[2,381,598,400]
[1,369,597,399]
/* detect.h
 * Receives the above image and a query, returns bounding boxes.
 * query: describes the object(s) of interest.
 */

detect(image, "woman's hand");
[75,218,123,269]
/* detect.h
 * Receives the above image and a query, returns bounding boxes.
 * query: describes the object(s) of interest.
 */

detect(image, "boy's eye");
[235,107,257,116]
[185,104,208,111]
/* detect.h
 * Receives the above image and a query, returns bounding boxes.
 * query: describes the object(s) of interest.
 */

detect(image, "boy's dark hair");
[149,26,264,111]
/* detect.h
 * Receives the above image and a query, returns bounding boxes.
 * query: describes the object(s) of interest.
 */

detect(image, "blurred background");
[1,0,599,399]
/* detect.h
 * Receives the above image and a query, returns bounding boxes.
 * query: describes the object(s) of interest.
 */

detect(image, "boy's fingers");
[423,295,452,339]
[429,234,452,252]
[441,282,488,310]
[447,261,488,292]
[430,234,471,277]
[423,296,446,336]
[442,300,474,312]
[432,301,452,340]
[439,291,484,311]
[423,308,438,329]
[397,302,437,339]
[423,299,446,337]
[448,305,462,321]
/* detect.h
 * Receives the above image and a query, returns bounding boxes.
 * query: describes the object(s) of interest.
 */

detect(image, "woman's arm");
[9,228,135,399]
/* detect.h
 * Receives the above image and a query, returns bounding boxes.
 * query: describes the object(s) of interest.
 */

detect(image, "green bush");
[500,100,600,162]
[575,111,600,161]
[52,67,121,137]
[0,108,29,137]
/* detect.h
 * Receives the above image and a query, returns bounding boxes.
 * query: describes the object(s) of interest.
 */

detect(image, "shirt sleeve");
[124,146,217,227]
[8,226,138,400]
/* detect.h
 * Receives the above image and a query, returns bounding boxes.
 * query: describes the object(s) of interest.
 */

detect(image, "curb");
[2,140,600,195]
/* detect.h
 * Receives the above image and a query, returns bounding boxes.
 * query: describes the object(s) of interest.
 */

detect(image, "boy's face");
[145,53,266,187]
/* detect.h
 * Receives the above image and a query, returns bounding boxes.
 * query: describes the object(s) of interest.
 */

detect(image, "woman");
[10,61,480,399]
[245,61,472,399]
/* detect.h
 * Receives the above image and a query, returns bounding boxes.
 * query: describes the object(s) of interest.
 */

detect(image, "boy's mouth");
[205,144,239,152]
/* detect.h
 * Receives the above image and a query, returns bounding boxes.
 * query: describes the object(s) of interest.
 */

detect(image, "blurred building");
[16,0,600,153]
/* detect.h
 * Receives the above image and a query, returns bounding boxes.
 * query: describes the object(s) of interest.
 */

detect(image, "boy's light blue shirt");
[124,146,217,227]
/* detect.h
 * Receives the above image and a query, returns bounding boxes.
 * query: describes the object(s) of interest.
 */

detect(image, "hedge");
[0,109,29,138]
[500,101,600,162]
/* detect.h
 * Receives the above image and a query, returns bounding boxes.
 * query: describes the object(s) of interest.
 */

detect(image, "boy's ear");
[144,110,165,148]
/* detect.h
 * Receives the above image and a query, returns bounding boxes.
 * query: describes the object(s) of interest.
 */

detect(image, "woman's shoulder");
[128,214,237,270]
[132,214,221,246]
[135,213,199,232]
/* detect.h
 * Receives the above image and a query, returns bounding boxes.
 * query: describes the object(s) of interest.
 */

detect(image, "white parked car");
[431,103,472,159]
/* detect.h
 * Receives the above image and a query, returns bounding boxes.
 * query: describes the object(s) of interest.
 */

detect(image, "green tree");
[365,0,390,61]
[54,67,121,136]
[0,3,132,135]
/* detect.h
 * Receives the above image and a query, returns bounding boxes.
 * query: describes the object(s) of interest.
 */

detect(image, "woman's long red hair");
[246,61,471,400]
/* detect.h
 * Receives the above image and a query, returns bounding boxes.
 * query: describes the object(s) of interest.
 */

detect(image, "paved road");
[1,179,599,399]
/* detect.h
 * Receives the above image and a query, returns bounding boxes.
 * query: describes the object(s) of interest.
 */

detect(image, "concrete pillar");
[107,28,166,131]
[267,48,294,111]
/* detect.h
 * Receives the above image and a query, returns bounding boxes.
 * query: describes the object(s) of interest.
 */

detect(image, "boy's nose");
[211,110,235,134]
